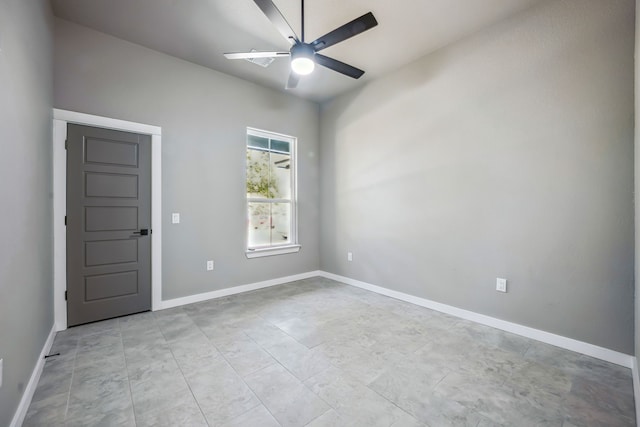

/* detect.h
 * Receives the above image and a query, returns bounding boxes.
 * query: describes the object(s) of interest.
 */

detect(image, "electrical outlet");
[496,278,507,293]
[172,213,180,224]
[0,358,3,388]
[347,252,353,262]
[206,260,214,271]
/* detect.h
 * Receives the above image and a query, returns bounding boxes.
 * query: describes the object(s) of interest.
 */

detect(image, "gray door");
[66,124,151,326]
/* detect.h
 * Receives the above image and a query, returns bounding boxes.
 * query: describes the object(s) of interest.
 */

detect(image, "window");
[246,128,299,257]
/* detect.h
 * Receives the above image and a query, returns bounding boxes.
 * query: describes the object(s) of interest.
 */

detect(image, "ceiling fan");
[224,0,378,89]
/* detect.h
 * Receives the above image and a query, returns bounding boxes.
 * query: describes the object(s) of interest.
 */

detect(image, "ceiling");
[51,0,543,103]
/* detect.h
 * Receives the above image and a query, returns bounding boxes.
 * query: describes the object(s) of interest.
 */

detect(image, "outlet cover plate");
[496,278,507,293]
[207,260,214,271]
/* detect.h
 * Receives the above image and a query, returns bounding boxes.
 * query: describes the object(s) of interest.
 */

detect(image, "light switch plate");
[496,278,507,293]
[172,213,180,224]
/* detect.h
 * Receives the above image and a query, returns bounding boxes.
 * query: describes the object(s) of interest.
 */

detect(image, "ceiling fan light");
[291,57,314,75]
[290,44,315,75]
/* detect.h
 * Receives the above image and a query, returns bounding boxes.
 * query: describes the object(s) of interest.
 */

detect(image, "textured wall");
[54,19,320,300]
[0,0,54,424]
[320,0,635,353]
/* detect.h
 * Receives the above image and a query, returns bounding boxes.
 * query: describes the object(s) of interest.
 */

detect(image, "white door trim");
[52,109,162,331]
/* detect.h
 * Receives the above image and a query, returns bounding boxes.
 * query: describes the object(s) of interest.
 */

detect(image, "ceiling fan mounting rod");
[301,0,305,43]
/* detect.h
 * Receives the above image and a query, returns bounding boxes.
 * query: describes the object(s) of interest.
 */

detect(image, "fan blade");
[224,51,289,60]
[311,12,378,52]
[254,0,299,45]
[286,72,300,89]
[315,54,365,79]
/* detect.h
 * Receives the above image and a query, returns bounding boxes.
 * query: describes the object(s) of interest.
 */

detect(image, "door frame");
[53,109,162,331]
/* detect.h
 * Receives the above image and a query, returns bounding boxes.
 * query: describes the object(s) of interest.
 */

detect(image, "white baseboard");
[157,269,632,368]
[633,357,640,426]
[10,325,56,427]
[319,271,634,368]
[159,271,323,310]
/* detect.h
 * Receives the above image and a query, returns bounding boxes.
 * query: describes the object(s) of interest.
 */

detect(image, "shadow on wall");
[319,0,634,353]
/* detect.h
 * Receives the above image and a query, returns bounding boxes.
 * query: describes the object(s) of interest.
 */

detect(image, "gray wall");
[54,19,320,301]
[634,0,640,382]
[320,0,635,354]
[0,0,54,424]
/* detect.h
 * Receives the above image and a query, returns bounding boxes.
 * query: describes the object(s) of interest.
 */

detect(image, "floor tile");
[124,337,174,374]
[217,333,277,377]
[368,357,450,421]
[134,393,207,427]
[168,332,223,374]
[74,318,121,338]
[305,366,409,426]
[563,391,636,427]
[126,353,181,384]
[305,409,343,427]
[199,320,249,345]
[185,359,261,425]
[434,371,564,426]
[220,404,281,427]
[245,363,330,427]
[65,410,136,427]
[568,376,635,420]
[243,320,291,347]
[30,356,74,404]
[265,336,332,381]
[66,376,133,426]
[48,332,80,359]
[130,371,192,416]
[22,392,68,427]
[74,338,125,371]
[77,328,122,352]
[389,412,426,427]
[24,277,636,427]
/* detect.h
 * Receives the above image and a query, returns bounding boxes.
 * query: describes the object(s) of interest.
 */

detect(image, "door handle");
[132,228,149,236]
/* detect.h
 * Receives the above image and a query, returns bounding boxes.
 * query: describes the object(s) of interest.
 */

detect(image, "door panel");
[85,206,138,231]
[85,173,138,198]
[85,239,138,266]
[85,137,139,166]
[67,124,151,326]
[85,271,138,301]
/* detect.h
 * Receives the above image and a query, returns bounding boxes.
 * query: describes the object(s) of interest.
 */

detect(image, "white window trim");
[246,127,299,258]
[246,244,301,258]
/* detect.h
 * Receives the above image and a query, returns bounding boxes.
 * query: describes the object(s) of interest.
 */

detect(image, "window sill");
[246,245,301,259]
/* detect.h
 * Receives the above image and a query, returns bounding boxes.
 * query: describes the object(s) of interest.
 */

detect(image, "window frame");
[245,127,300,258]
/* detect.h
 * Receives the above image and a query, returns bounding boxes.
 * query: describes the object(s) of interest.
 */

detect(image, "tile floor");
[24,277,635,426]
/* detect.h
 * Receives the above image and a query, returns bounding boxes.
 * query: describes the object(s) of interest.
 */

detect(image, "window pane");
[248,134,269,149]
[248,202,271,247]
[272,202,291,244]
[271,139,290,153]
[246,149,272,198]
[246,128,295,252]
[271,152,291,199]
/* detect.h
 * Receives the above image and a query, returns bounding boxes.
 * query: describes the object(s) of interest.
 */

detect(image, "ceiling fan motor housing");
[290,43,316,75]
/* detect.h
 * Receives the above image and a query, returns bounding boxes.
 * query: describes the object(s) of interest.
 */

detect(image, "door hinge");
[64,215,67,226]
[64,291,67,301]
[65,139,68,150]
